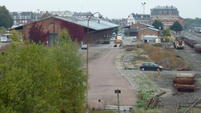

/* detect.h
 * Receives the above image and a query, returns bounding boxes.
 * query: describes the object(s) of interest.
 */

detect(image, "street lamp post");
[86,12,102,113]
[86,12,102,78]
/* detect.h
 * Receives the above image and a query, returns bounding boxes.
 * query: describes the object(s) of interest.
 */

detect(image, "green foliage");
[0,26,6,34]
[10,30,22,42]
[143,44,191,70]
[162,29,171,36]
[137,89,155,108]
[133,108,162,113]
[0,29,86,113]
[90,111,114,113]
[170,21,183,33]
[184,18,201,29]
[58,29,72,44]
[0,6,13,28]
[152,20,163,30]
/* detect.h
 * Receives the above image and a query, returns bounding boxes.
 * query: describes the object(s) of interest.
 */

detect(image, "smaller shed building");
[143,35,161,44]
[137,27,159,40]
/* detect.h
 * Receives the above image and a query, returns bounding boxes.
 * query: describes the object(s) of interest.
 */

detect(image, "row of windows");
[151,10,179,15]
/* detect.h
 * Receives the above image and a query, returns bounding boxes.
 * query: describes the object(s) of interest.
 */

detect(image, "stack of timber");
[173,73,196,92]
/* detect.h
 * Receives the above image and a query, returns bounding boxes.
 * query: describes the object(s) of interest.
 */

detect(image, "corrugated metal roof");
[139,27,159,32]
[55,16,119,31]
[11,16,119,31]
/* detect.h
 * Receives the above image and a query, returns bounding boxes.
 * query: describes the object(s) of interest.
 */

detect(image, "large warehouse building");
[151,6,184,28]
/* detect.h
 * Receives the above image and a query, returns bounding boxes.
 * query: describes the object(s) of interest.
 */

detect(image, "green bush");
[0,29,86,113]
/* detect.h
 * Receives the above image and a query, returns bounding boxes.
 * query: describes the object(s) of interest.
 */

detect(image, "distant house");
[73,12,93,18]
[50,11,73,17]
[127,13,151,25]
[13,16,119,45]
[10,12,42,26]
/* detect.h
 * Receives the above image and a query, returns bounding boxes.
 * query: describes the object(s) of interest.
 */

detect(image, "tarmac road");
[87,46,136,110]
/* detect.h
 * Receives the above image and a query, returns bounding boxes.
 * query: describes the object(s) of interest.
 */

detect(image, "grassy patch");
[177,107,201,113]
[142,44,191,70]
[131,73,162,111]
[90,110,114,113]
[133,108,162,113]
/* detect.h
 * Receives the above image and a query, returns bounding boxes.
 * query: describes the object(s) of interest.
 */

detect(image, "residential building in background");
[11,10,73,26]
[10,12,43,26]
[151,6,184,28]
[109,18,127,26]
[50,11,73,17]
[73,12,93,18]
[127,13,151,26]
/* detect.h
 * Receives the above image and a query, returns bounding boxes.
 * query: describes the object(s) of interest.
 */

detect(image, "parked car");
[0,34,11,43]
[140,62,163,71]
[81,43,88,50]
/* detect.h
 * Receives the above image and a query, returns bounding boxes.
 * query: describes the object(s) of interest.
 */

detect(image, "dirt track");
[87,47,136,109]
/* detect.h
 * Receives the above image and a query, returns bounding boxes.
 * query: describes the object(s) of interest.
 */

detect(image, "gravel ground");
[176,46,201,72]
[116,48,201,113]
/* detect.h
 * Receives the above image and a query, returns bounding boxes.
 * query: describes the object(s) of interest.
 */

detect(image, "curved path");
[87,48,136,109]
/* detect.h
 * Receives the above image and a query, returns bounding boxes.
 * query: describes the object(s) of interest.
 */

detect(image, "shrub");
[0,29,86,113]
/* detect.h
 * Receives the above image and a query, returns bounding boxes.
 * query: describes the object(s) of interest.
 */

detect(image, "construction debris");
[146,91,166,108]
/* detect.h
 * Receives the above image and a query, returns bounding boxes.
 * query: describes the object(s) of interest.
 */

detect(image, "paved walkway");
[87,48,136,110]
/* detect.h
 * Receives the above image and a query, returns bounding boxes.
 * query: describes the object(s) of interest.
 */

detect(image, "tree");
[162,29,171,36]
[152,20,164,30]
[0,29,86,113]
[170,21,183,33]
[0,26,6,34]
[0,6,13,28]
[161,29,172,41]
[9,30,22,42]
[184,18,201,29]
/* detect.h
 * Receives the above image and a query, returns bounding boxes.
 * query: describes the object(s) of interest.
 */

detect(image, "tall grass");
[142,44,191,70]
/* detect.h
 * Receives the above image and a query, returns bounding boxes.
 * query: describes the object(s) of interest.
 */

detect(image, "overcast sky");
[0,0,200,19]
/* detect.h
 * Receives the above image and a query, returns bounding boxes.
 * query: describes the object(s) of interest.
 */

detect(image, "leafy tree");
[162,29,171,36]
[170,21,183,33]
[0,26,6,34]
[0,29,86,113]
[184,18,201,29]
[152,20,164,30]
[9,30,22,42]
[0,6,13,28]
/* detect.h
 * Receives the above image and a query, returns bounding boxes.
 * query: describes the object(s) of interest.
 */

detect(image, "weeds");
[142,44,191,70]
[90,110,114,113]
